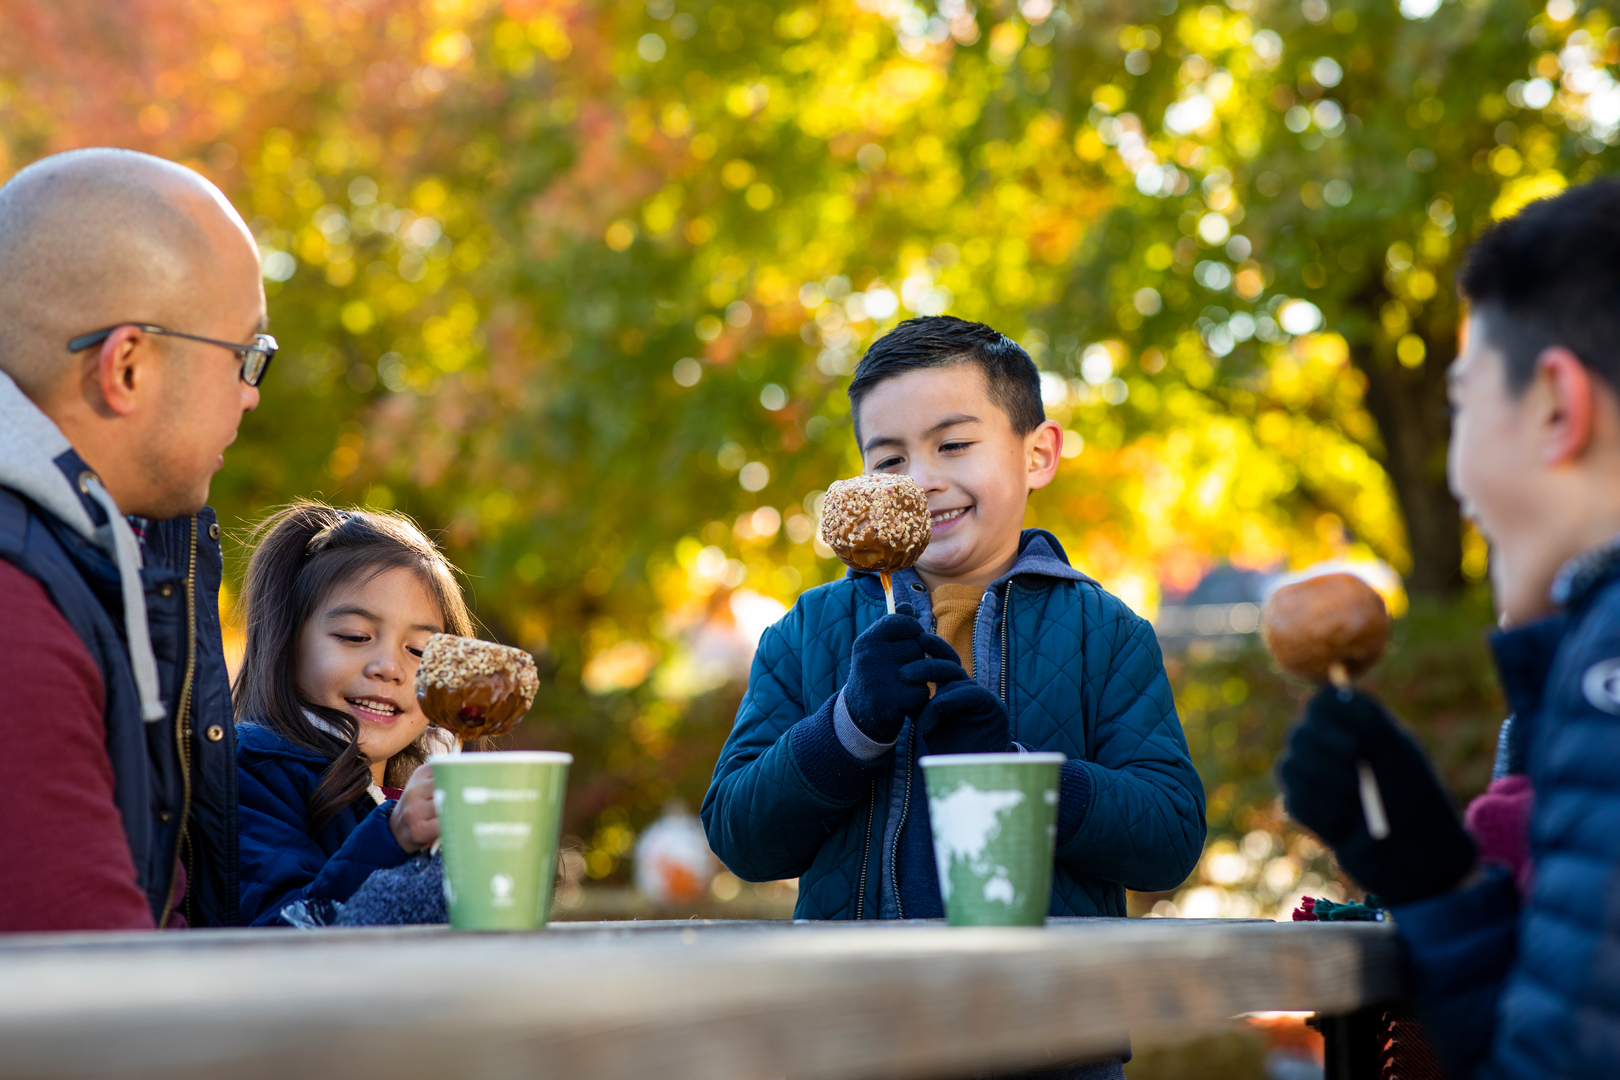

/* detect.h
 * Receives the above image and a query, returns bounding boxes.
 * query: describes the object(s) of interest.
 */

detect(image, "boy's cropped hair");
[1459,178,1620,394]
[848,315,1045,436]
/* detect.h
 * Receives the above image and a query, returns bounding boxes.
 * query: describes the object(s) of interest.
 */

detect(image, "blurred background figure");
[633,803,717,907]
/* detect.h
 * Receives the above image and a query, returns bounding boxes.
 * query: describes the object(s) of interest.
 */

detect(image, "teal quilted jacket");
[701,530,1206,920]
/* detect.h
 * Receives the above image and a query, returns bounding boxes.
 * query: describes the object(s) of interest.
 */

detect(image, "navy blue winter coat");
[236,722,410,926]
[1394,544,1620,1077]
[702,530,1205,920]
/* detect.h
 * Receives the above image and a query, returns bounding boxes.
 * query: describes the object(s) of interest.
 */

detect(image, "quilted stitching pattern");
[702,545,1205,920]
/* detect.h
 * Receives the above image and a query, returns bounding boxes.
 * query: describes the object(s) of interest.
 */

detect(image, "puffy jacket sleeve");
[702,601,878,882]
[237,753,409,926]
[1056,605,1206,892]
[1391,869,1519,1079]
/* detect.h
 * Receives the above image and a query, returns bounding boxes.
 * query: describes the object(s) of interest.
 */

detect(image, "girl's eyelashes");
[406,646,425,659]
[335,633,369,644]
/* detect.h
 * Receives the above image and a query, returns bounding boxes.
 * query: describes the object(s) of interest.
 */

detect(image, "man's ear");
[1026,420,1063,491]
[1537,346,1597,466]
[90,326,149,419]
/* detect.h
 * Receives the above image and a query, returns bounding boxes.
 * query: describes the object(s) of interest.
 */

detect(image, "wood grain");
[0,917,1399,1080]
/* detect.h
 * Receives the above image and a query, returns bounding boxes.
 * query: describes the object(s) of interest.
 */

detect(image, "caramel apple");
[1261,572,1390,688]
[819,473,932,613]
[415,634,539,741]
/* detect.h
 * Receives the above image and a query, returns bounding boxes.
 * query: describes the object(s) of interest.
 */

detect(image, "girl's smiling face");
[295,566,444,774]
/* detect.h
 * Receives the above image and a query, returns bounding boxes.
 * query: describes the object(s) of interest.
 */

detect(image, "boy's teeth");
[931,508,968,523]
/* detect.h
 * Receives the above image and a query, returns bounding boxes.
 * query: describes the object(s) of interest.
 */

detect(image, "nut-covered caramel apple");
[415,634,539,741]
[1261,573,1390,687]
[819,473,932,613]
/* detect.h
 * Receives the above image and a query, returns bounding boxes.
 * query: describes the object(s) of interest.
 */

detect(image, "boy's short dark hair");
[848,315,1045,438]
[1459,179,1620,395]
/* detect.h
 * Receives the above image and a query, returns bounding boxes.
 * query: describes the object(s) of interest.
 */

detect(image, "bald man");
[0,148,269,930]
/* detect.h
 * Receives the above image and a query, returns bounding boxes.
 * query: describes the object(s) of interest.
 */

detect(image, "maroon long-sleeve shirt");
[0,559,157,931]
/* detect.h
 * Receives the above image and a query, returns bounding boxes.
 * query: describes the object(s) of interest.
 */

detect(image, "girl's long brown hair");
[233,502,476,829]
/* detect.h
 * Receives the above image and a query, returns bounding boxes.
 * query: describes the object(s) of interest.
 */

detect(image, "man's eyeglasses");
[67,324,277,387]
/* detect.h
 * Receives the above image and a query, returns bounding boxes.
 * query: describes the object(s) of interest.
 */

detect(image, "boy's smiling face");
[856,363,1062,589]
[1448,310,1620,626]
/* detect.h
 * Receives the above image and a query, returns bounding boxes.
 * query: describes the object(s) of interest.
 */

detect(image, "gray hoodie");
[0,368,164,721]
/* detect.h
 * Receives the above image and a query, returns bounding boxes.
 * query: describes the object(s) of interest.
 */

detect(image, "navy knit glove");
[1277,687,1476,905]
[843,609,935,745]
[915,635,1012,755]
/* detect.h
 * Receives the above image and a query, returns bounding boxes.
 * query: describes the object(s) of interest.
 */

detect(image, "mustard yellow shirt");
[930,584,985,678]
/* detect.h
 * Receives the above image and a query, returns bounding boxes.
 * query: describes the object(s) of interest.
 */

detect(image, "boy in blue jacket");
[1278,180,1620,1078]
[702,316,1205,937]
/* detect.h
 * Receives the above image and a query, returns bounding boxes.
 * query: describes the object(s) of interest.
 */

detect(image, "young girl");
[233,501,475,926]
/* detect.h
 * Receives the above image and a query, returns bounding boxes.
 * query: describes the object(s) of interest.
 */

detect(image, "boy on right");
[1277,179,1620,1077]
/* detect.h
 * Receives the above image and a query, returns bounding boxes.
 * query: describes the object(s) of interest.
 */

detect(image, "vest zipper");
[855,779,875,920]
[1000,589,1012,733]
[157,517,198,927]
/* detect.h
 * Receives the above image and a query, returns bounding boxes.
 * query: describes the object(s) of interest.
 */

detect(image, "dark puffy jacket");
[702,529,1205,920]
[1394,548,1620,1078]
[0,459,238,926]
[237,721,409,926]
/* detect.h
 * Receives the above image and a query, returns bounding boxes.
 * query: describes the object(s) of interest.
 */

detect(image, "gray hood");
[0,369,165,721]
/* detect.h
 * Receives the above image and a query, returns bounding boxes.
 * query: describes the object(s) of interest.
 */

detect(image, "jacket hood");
[0,369,165,720]
[846,528,1095,604]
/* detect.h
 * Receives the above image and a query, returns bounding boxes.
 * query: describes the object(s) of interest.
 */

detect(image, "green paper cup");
[921,752,1065,927]
[429,751,572,930]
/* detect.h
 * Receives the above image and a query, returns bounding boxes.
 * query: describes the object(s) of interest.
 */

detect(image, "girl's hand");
[389,765,440,854]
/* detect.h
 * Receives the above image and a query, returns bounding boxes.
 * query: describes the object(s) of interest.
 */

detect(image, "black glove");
[915,635,1013,756]
[843,607,960,745]
[1277,687,1476,905]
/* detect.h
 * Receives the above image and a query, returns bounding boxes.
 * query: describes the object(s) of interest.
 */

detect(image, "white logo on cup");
[462,786,539,804]
[490,873,515,906]
[473,822,532,838]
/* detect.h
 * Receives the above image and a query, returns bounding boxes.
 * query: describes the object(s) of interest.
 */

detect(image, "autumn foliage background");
[2,0,1616,916]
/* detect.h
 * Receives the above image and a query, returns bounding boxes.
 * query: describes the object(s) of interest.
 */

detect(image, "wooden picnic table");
[0,916,1399,1080]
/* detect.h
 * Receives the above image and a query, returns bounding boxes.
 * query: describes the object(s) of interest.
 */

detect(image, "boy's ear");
[1537,346,1598,467]
[1026,420,1063,491]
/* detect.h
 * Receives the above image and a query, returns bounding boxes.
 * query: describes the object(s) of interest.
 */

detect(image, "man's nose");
[241,382,260,412]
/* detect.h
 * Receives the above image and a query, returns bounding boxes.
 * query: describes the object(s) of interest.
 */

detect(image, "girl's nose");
[365,651,403,681]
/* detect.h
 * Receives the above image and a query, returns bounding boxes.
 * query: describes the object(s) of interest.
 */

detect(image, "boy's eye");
[873,456,904,471]
[940,441,971,453]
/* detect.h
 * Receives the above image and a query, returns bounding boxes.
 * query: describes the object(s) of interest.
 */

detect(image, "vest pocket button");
[158,810,174,824]
[208,523,221,541]
[157,583,175,599]
[205,725,225,743]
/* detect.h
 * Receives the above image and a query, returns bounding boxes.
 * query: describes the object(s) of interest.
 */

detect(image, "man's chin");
[141,482,212,522]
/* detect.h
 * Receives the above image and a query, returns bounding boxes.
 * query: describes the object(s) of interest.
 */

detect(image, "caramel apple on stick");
[819,474,932,614]
[414,634,539,744]
[1261,573,1393,840]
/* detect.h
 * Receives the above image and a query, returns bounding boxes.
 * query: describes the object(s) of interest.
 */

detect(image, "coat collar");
[1551,532,1620,611]
[1489,614,1567,768]
[847,528,1095,604]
